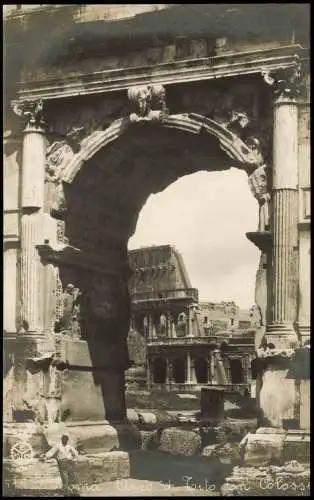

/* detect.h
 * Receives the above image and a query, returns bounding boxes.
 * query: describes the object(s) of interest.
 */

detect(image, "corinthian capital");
[11,99,45,128]
[262,63,304,101]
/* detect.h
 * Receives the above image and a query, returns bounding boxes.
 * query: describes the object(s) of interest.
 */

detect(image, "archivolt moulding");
[61,113,264,184]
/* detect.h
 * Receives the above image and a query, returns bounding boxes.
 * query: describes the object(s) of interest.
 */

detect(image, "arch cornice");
[61,113,263,184]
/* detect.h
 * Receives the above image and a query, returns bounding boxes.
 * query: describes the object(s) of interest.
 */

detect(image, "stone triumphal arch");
[4,5,310,445]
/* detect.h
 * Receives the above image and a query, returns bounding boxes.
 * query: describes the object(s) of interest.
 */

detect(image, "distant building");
[127,245,258,395]
[199,302,261,335]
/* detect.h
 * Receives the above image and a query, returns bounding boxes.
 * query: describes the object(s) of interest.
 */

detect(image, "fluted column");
[16,101,46,335]
[264,67,301,348]
[21,214,43,331]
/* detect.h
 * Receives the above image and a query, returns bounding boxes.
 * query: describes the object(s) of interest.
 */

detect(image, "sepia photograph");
[3,4,310,497]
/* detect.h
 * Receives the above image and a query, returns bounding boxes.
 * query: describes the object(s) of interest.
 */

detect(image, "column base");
[264,323,299,349]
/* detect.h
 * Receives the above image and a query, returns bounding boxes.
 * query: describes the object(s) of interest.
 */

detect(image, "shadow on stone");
[128,450,233,490]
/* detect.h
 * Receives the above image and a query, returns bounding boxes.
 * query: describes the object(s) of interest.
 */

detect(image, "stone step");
[4,451,131,491]
[4,449,233,495]
[221,462,310,496]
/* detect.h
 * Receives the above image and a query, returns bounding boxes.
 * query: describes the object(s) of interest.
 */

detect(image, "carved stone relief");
[57,283,82,339]
[45,127,84,219]
[55,273,64,322]
[248,164,271,232]
[128,84,168,122]
[178,81,272,162]
[46,94,128,140]
[11,99,45,128]
[262,63,305,100]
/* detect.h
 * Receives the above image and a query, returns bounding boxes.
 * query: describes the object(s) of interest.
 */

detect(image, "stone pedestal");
[256,347,310,429]
[256,69,304,438]
[58,338,128,422]
[200,387,225,422]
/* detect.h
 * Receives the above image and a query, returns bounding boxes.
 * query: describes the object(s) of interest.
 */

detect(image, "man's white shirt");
[45,443,79,460]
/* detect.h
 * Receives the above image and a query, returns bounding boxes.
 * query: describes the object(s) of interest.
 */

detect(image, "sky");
[128,168,260,309]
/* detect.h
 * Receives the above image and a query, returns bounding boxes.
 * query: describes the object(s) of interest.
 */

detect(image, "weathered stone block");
[300,380,310,430]
[256,427,286,434]
[242,432,286,466]
[4,423,48,458]
[59,339,93,367]
[221,463,310,496]
[217,442,241,464]
[4,459,61,491]
[126,408,139,423]
[74,455,91,485]
[138,412,157,425]
[117,451,131,478]
[86,451,130,484]
[159,428,201,456]
[223,419,258,442]
[66,421,119,453]
[60,370,106,421]
[259,368,296,427]
[140,430,157,451]
[282,433,310,463]
[202,444,219,457]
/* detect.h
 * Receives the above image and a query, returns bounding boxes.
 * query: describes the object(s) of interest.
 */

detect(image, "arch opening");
[194,357,208,384]
[55,118,261,421]
[229,359,244,384]
[172,358,186,384]
[152,358,167,384]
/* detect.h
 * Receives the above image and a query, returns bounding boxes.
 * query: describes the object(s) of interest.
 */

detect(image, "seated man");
[42,433,79,495]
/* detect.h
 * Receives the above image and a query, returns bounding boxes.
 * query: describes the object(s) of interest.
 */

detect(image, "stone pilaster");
[166,311,172,338]
[151,315,157,338]
[186,351,191,383]
[171,317,177,338]
[263,66,302,349]
[190,358,196,384]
